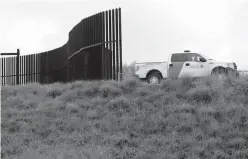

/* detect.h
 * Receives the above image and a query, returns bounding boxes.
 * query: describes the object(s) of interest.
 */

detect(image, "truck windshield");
[199,53,213,60]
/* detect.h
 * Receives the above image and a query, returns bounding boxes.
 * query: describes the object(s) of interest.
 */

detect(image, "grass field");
[1,68,248,158]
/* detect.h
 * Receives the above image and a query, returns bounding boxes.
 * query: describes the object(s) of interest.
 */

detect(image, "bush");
[187,86,220,104]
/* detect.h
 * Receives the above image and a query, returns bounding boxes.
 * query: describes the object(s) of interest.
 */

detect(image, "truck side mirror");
[199,57,206,62]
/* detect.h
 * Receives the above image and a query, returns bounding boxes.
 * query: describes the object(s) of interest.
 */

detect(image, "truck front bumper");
[226,68,239,77]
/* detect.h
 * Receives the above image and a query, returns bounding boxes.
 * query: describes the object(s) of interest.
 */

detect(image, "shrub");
[187,86,220,104]
[98,83,122,98]
[45,87,62,98]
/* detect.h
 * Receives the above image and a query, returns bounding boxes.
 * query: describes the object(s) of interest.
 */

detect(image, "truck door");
[183,53,209,77]
[168,53,188,78]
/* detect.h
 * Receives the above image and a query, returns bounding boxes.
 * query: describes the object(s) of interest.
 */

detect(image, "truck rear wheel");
[147,73,162,84]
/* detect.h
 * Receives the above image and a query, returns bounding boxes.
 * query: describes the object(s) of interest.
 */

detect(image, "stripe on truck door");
[168,62,185,78]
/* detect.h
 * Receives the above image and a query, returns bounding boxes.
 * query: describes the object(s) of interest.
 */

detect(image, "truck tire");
[147,73,162,84]
[211,68,226,79]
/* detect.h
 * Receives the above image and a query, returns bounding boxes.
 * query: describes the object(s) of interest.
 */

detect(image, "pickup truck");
[134,50,239,84]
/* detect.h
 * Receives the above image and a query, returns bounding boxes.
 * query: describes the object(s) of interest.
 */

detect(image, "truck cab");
[168,51,211,78]
[134,50,238,84]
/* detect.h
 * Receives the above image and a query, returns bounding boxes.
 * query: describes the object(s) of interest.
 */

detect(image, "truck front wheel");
[211,68,226,79]
[147,73,162,84]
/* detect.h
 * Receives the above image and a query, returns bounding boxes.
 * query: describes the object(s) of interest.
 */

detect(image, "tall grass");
[1,68,248,159]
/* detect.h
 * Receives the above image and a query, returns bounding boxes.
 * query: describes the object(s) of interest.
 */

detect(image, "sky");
[0,0,248,70]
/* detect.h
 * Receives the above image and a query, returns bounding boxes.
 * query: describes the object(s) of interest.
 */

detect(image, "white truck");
[134,50,239,84]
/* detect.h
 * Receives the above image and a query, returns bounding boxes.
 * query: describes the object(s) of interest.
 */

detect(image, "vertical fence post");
[119,8,123,81]
[115,8,119,82]
[112,9,116,80]
[16,49,20,85]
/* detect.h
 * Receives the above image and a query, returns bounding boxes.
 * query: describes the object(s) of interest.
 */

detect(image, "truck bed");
[134,61,168,79]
